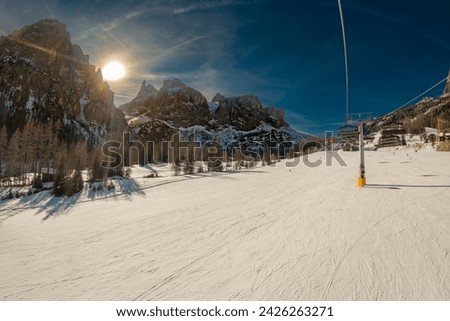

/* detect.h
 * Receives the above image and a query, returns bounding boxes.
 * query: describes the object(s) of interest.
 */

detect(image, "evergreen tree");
[31,173,43,190]
[185,135,195,174]
[234,144,244,170]
[88,148,107,182]
[264,146,271,165]
[185,160,195,174]
[7,188,13,199]
[53,156,66,197]
[6,130,22,186]
[172,158,181,176]
[41,121,58,180]
[207,137,223,172]
[66,168,83,196]
[21,122,36,184]
[53,171,66,196]
[0,126,8,180]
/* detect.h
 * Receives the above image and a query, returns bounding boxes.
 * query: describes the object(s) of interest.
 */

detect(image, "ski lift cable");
[378,76,448,120]
[393,76,448,112]
[337,2,446,122]
[337,0,349,119]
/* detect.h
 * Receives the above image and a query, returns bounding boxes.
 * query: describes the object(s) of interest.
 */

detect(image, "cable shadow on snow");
[365,183,450,189]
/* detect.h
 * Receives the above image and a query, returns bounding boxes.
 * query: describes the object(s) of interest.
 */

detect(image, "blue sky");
[1,0,449,134]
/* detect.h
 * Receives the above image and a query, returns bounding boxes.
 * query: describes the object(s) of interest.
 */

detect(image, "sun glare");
[102,61,126,81]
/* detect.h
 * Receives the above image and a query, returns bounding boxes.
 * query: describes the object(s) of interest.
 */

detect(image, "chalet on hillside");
[375,122,406,148]
[338,124,359,151]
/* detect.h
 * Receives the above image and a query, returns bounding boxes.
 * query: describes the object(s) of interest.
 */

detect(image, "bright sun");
[102,61,126,81]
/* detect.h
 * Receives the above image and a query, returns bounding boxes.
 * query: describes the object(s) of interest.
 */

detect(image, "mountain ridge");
[120,78,308,157]
[0,19,126,144]
[120,78,291,131]
[1,18,310,153]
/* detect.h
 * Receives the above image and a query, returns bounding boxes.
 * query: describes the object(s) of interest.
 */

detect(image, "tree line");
[0,121,125,197]
[1,122,303,197]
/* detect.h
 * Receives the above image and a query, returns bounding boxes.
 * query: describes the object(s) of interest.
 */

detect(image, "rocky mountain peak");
[160,78,187,93]
[213,95,264,131]
[227,95,262,110]
[136,80,158,99]
[212,93,226,104]
[9,19,72,54]
[120,78,211,127]
[2,18,90,71]
[0,19,125,143]
[443,69,450,96]
[122,78,291,132]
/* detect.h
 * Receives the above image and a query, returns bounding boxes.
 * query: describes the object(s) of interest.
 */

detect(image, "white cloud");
[172,0,265,15]
[1,0,282,113]
[73,9,146,42]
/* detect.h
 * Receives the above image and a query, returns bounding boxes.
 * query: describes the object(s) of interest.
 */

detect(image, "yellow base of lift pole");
[357,176,366,188]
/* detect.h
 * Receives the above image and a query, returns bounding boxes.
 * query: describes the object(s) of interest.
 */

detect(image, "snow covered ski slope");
[1,149,449,300]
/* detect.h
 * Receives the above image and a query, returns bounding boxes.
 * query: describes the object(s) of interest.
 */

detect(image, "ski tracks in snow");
[322,210,399,300]
[1,150,450,300]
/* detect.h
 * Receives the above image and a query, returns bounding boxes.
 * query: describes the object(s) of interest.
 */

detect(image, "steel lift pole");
[357,120,366,187]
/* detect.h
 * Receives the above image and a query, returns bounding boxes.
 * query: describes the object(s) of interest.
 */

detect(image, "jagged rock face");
[121,78,212,127]
[123,79,303,151]
[136,80,157,100]
[119,81,158,113]
[262,106,288,128]
[214,95,263,131]
[123,79,290,134]
[212,93,226,105]
[444,70,450,96]
[0,19,125,142]
[213,95,287,131]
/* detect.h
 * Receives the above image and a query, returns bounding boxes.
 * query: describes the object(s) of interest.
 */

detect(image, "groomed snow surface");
[1,149,449,300]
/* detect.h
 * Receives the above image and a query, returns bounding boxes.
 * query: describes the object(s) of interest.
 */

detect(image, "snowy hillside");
[1,149,449,300]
